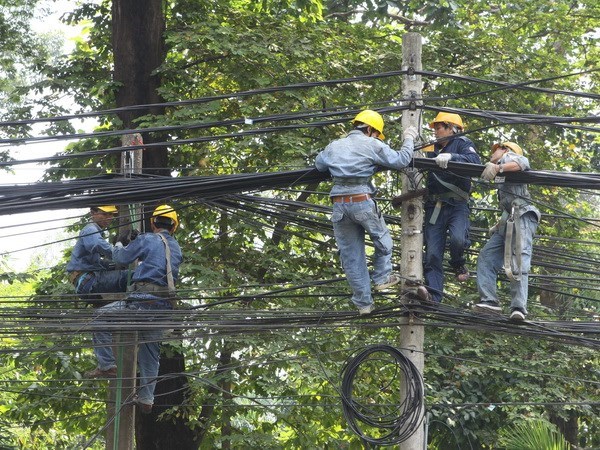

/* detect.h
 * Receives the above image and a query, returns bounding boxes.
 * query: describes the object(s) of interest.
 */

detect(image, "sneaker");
[84,367,117,379]
[133,397,153,415]
[358,304,375,315]
[473,301,502,313]
[454,265,470,282]
[510,309,526,322]
[374,273,401,291]
[416,286,433,303]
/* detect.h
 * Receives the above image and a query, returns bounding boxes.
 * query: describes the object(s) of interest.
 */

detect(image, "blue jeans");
[332,199,393,308]
[424,201,470,303]
[476,212,538,314]
[77,270,129,295]
[92,296,171,405]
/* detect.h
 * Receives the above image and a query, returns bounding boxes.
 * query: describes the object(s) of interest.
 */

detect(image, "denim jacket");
[66,223,114,272]
[113,231,183,286]
[315,130,414,196]
[426,135,481,198]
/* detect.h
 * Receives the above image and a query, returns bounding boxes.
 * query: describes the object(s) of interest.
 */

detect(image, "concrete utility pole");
[105,134,144,450]
[399,32,426,450]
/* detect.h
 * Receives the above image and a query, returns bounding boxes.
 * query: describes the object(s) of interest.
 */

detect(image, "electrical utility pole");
[399,32,426,450]
[106,133,144,450]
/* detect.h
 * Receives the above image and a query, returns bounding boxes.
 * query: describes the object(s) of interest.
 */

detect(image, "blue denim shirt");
[426,135,481,197]
[315,130,414,196]
[112,230,183,286]
[66,223,114,272]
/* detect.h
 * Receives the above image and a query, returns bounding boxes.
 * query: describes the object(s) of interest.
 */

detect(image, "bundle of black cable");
[341,344,424,446]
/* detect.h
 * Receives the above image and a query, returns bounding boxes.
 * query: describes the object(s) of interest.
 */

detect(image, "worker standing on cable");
[85,205,182,414]
[474,142,540,321]
[315,110,418,315]
[66,205,129,305]
[418,112,481,303]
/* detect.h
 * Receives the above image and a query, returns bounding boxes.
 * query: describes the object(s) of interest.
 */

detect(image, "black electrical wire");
[0,70,410,127]
[1,161,600,217]
[1,68,596,131]
[341,344,424,446]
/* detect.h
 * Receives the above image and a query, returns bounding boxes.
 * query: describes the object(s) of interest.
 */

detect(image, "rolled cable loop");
[341,344,424,446]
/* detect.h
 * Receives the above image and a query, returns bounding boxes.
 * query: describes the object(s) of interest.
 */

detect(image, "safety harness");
[502,207,523,281]
[428,173,470,225]
[127,233,177,307]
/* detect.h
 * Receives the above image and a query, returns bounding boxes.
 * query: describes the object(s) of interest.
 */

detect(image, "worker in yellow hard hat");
[474,141,540,322]
[86,204,183,415]
[315,109,419,315]
[417,112,482,304]
[66,205,129,306]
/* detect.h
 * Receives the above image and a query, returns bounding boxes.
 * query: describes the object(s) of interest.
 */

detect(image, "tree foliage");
[0,0,598,448]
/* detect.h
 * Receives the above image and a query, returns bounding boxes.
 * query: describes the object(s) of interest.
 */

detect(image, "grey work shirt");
[496,152,541,222]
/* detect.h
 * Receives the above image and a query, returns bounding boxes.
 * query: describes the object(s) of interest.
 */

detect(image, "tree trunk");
[135,346,198,450]
[112,0,169,176]
[549,410,579,448]
[111,1,195,447]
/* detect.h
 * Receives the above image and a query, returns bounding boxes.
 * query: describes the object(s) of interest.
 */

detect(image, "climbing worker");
[85,205,183,414]
[315,109,418,315]
[419,112,481,303]
[474,142,540,321]
[66,205,129,306]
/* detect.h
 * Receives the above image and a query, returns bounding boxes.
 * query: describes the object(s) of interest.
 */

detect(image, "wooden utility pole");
[399,32,426,449]
[105,133,143,450]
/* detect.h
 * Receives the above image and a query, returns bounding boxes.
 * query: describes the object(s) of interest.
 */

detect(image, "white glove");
[481,162,500,181]
[434,153,452,169]
[403,126,418,141]
[114,241,123,248]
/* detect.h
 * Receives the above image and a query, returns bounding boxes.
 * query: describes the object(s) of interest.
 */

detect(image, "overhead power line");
[1,161,599,215]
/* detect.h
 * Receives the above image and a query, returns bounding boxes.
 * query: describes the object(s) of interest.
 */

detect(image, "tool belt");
[332,193,371,203]
[333,176,371,186]
[428,192,469,225]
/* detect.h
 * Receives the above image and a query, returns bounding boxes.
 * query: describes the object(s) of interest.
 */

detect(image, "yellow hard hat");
[353,110,385,140]
[429,112,464,130]
[492,142,523,156]
[151,204,179,232]
[96,205,118,213]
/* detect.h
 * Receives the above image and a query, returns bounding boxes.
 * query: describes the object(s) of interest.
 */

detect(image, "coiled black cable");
[341,344,424,446]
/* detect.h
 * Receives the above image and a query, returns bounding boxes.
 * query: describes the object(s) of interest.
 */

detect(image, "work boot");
[454,265,470,282]
[473,301,502,313]
[416,286,433,303]
[358,304,375,315]
[374,273,401,291]
[133,397,153,415]
[509,308,526,322]
[84,367,117,379]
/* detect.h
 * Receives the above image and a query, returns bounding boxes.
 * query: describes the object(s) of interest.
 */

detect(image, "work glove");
[403,126,418,141]
[481,162,500,181]
[116,228,135,246]
[433,153,452,169]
